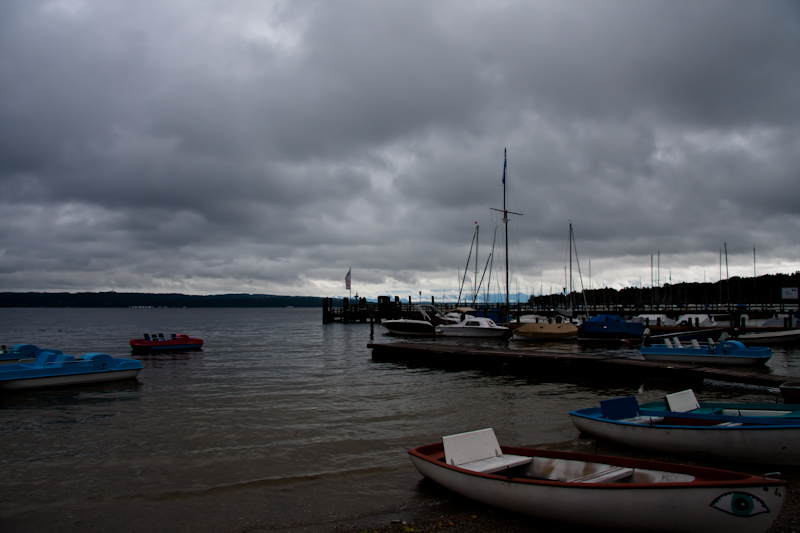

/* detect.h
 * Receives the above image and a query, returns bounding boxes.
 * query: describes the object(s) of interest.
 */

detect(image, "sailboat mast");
[491,149,521,323]
[504,148,509,323]
[474,222,479,307]
[569,222,573,309]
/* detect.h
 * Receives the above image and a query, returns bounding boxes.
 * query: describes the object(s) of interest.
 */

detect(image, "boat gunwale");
[570,407,800,429]
[408,442,784,489]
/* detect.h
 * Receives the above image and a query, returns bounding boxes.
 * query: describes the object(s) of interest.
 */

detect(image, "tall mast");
[474,222,479,307]
[491,148,521,323]
[569,222,573,309]
[504,149,509,321]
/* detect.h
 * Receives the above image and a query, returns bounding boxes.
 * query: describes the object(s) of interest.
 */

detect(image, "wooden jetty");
[368,342,800,391]
[325,296,799,325]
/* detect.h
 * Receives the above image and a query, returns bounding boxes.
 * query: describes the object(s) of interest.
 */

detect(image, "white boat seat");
[457,454,533,474]
[570,466,634,483]
[691,339,701,349]
[665,389,700,413]
[663,338,674,348]
[616,415,664,425]
[715,422,743,427]
[443,428,532,474]
[673,337,683,348]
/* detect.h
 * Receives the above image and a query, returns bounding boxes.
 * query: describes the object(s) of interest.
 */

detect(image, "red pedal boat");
[130,333,203,353]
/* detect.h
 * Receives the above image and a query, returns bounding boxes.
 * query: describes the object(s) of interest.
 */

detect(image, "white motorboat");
[382,304,458,336]
[435,316,509,338]
[408,428,785,532]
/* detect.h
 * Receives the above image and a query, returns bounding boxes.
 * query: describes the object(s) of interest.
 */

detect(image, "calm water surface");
[1,308,798,531]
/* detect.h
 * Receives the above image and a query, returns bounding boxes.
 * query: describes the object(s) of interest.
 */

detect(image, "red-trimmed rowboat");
[408,428,784,532]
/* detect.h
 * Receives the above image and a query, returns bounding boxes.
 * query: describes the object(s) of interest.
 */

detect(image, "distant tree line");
[529,272,800,307]
[0,292,344,308]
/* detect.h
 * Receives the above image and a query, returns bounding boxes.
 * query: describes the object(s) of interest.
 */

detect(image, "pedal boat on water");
[0,344,143,390]
[130,333,204,352]
[640,338,771,366]
[0,343,39,365]
[570,390,800,465]
[408,428,784,532]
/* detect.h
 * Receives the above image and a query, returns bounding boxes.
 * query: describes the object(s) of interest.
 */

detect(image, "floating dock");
[368,342,800,391]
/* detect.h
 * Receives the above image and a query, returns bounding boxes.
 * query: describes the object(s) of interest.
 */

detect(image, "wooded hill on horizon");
[0,292,342,308]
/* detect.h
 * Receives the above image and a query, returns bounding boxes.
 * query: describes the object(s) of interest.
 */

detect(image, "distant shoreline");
[0,292,342,308]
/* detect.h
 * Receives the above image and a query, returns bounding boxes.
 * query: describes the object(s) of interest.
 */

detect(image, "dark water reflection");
[1,308,797,531]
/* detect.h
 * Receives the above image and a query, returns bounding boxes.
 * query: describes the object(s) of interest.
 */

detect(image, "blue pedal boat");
[570,391,800,465]
[0,343,39,365]
[0,344,143,390]
[640,339,771,366]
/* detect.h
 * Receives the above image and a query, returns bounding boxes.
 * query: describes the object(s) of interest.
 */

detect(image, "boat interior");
[600,391,799,427]
[434,428,695,484]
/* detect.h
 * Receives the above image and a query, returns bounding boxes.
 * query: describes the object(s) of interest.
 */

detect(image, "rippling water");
[1,308,798,532]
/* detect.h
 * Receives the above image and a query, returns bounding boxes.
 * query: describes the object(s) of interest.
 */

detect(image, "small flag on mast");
[502,149,506,184]
[345,268,351,290]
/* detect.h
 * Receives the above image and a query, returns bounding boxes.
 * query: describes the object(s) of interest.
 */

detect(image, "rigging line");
[569,225,590,311]
[475,252,493,306]
[481,226,497,303]
[486,225,499,304]
[457,229,476,306]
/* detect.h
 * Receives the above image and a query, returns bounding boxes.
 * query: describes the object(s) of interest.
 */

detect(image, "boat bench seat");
[570,466,634,483]
[715,421,743,427]
[457,454,533,474]
[442,428,532,474]
[617,415,664,425]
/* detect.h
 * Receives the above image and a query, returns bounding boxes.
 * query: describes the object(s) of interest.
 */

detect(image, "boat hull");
[646,327,726,342]
[736,329,800,345]
[579,315,646,340]
[639,351,770,366]
[435,328,508,338]
[512,323,578,341]
[409,444,783,532]
[130,335,204,352]
[382,320,435,336]
[0,368,141,390]
[570,412,800,465]
[131,342,203,352]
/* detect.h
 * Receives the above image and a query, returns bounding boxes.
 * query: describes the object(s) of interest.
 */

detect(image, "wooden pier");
[368,342,800,391]
[324,296,799,325]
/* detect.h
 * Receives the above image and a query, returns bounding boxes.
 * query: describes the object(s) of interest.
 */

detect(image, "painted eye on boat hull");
[710,492,769,517]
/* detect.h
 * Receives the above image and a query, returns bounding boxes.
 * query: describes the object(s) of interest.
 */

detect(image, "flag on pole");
[502,149,506,184]
[345,268,351,290]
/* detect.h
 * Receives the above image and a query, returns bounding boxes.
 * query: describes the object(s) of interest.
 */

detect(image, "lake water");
[1,307,798,532]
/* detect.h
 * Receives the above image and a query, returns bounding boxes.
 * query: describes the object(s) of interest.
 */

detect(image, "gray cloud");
[1,0,798,297]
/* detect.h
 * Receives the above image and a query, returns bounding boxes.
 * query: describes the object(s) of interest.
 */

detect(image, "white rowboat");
[409,428,784,532]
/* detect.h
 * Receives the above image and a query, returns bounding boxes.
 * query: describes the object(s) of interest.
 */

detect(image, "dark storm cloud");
[0,0,798,296]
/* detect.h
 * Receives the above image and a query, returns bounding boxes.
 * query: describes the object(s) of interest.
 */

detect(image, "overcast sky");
[1,0,799,300]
